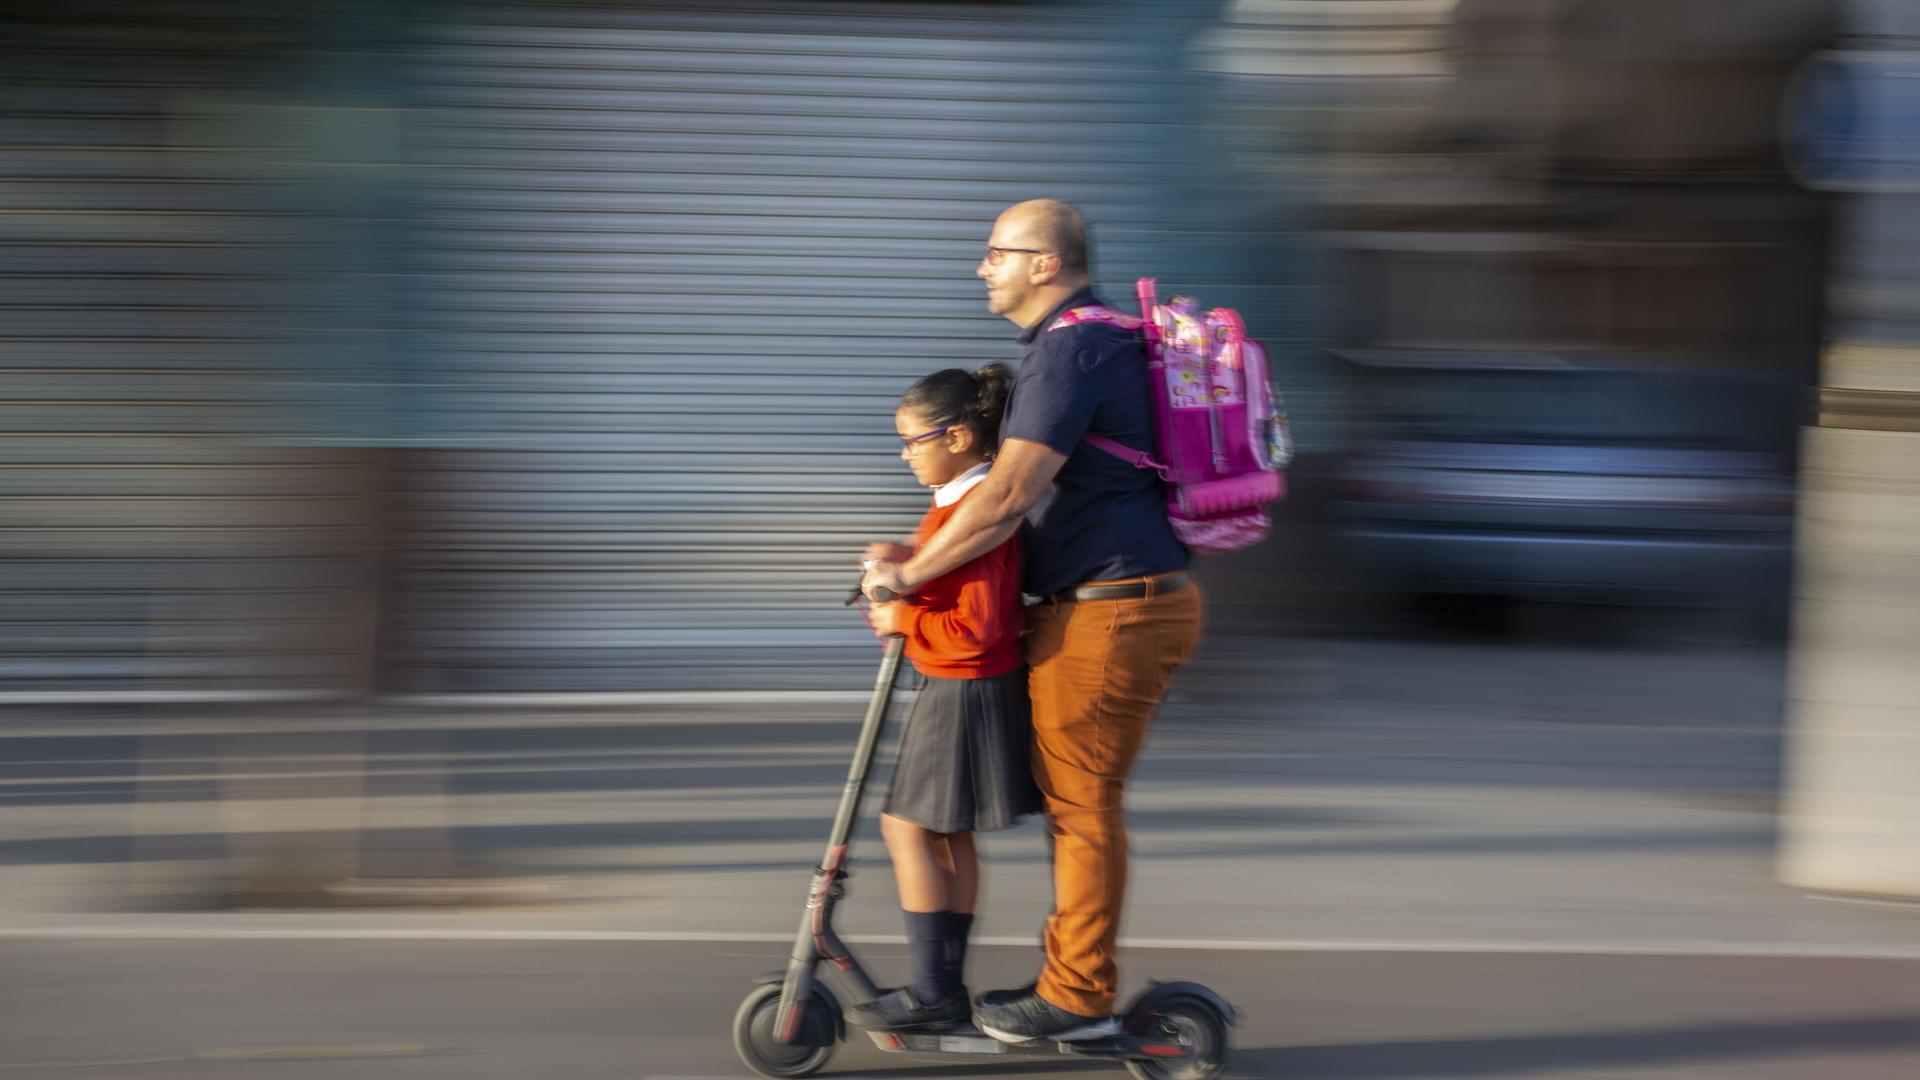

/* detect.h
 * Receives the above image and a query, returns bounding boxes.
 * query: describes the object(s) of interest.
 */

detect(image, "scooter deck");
[863,1024,1008,1055]
[863,1023,1152,1059]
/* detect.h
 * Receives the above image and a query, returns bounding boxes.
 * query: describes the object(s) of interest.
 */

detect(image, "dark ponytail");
[901,363,1014,457]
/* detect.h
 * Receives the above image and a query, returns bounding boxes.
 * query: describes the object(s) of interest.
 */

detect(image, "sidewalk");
[1,636,1914,958]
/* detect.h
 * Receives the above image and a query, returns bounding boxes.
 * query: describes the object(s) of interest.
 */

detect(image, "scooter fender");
[1123,980,1239,1028]
[755,970,847,1042]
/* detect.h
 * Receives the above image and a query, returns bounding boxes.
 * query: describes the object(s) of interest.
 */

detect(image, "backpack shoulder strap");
[1047,305,1144,332]
[1045,305,1169,478]
[1084,434,1173,480]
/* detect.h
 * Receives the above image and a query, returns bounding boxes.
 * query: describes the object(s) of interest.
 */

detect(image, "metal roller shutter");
[404,1,1211,692]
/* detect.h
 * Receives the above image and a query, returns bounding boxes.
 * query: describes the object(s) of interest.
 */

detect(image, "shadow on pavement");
[1235,1012,1920,1078]
[837,1063,1112,1078]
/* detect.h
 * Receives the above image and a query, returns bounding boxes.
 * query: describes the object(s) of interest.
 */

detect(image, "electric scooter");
[731,585,1234,1079]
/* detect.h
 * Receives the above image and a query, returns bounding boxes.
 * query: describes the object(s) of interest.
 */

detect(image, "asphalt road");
[4,636,1918,1079]
[3,938,1917,1079]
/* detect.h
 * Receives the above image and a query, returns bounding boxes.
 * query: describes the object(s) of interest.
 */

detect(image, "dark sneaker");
[845,986,969,1032]
[973,981,1037,1010]
[972,987,1121,1044]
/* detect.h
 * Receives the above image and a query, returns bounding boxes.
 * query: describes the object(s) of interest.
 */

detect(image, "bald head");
[977,198,1093,327]
[1001,199,1089,277]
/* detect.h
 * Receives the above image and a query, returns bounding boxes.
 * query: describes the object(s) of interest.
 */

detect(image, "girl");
[849,363,1041,1032]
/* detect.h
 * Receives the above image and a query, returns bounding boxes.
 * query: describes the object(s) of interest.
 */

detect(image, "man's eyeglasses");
[899,426,950,451]
[983,245,1051,266]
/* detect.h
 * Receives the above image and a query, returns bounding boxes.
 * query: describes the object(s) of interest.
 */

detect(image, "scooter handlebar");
[843,582,900,606]
[846,558,909,606]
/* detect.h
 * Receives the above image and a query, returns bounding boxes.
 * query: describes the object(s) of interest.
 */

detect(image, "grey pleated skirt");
[882,667,1042,834]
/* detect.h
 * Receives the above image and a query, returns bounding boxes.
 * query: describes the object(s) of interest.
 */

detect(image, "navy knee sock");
[945,912,974,989]
[905,910,952,1003]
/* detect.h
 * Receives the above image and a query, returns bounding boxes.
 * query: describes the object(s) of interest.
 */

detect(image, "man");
[862,199,1203,1043]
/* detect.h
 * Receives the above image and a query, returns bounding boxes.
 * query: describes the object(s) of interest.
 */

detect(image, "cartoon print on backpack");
[1165,299,1209,360]
[1171,368,1201,408]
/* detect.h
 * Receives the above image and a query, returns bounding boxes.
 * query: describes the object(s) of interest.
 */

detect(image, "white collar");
[933,462,992,508]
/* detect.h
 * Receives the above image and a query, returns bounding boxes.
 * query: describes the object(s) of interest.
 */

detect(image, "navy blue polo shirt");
[1002,286,1190,597]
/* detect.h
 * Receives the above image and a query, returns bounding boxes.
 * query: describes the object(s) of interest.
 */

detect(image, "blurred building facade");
[1,6,394,702]
[1322,0,1830,624]
[4,0,1313,698]
[1,0,1852,699]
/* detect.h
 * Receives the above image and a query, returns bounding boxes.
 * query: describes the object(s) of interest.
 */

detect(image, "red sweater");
[897,489,1024,679]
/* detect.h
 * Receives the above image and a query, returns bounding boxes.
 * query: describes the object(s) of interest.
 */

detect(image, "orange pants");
[1024,575,1203,1017]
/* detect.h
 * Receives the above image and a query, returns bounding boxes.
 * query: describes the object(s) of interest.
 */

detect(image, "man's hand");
[862,541,914,564]
[861,559,909,601]
[866,599,905,638]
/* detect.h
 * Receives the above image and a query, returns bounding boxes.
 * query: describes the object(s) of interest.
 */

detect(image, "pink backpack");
[1050,278,1292,553]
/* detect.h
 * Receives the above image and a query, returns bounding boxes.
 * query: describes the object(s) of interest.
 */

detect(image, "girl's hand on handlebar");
[866,599,905,639]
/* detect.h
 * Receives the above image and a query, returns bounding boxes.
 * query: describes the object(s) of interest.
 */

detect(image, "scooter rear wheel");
[732,984,837,1079]
[1122,994,1230,1080]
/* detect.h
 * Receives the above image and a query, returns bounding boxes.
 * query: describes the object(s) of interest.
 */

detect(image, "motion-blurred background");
[1,0,1856,697]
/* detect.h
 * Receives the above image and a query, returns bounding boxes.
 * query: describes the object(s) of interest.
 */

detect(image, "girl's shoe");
[845,986,969,1031]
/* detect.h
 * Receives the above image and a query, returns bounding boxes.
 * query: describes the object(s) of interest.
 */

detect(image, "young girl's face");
[896,405,980,488]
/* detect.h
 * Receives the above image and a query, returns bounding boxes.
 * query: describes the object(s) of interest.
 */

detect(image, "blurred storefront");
[1287,0,1834,626]
[0,6,386,701]
[3,0,1312,698]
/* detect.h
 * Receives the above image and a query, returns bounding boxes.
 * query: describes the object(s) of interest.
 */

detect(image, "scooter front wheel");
[1122,993,1231,1080]
[733,984,837,1079]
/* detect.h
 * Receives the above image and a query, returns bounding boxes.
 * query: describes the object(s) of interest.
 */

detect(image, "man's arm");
[867,437,1065,595]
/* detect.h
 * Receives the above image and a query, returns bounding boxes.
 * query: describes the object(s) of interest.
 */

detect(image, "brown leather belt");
[1057,570,1192,603]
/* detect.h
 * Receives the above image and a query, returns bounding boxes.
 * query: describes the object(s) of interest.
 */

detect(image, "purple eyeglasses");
[899,426,949,450]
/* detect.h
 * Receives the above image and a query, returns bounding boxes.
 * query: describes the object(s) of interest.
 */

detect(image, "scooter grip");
[843,582,901,605]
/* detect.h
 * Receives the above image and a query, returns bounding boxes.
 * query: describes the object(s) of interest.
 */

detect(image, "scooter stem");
[774,634,904,1042]
[826,635,904,847]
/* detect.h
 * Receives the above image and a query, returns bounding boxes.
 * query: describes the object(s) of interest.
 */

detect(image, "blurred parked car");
[1332,351,1805,633]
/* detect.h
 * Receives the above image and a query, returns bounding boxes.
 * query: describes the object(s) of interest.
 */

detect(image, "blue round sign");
[1784,50,1920,192]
